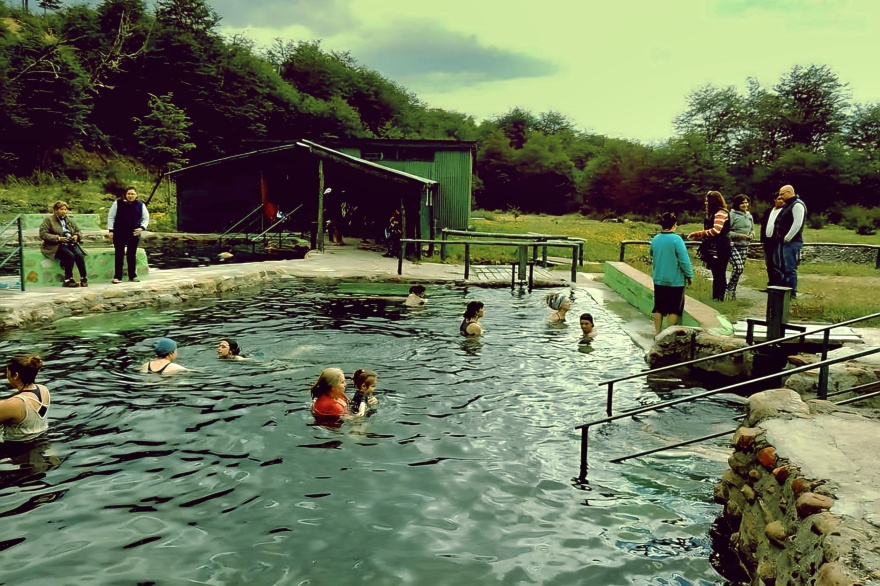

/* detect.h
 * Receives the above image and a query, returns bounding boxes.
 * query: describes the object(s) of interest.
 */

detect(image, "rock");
[756,558,776,584]
[792,477,813,496]
[741,484,755,503]
[815,561,853,586]
[757,446,778,468]
[745,389,810,426]
[789,353,819,367]
[772,466,790,482]
[796,492,835,517]
[645,326,756,378]
[765,520,787,546]
[733,427,761,449]
[812,512,841,535]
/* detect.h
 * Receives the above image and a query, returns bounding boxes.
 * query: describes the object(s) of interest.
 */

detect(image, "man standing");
[108,186,150,283]
[774,185,807,298]
[760,193,786,287]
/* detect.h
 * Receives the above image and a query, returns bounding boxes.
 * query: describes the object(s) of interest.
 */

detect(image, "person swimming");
[1,355,51,442]
[310,368,349,418]
[404,285,427,307]
[350,369,379,416]
[545,292,571,323]
[579,313,596,343]
[460,301,485,336]
[218,338,245,360]
[140,338,187,375]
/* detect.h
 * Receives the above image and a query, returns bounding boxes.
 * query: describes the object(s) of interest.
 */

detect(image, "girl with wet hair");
[351,369,379,416]
[460,301,485,337]
[217,339,244,360]
[310,368,349,418]
[2,355,51,442]
[545,292,571,323]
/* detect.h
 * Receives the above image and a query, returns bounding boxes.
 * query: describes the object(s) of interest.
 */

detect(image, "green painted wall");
[340,148,472,234]
[603,261,732,334]
[23,247,149,285]
[21,214,104,231]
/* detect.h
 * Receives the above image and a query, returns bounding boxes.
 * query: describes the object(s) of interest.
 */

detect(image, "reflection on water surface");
[0,282,735,584]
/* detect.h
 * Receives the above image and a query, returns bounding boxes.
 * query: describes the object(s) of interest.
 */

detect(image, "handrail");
[248,204,303,244]
[619,239,880,268]
[218,204,266,248]
[399,238,581,282]
[576,345,880,479]
[0,215,24,292]
[442,228,585,267]
[598,310,880,415]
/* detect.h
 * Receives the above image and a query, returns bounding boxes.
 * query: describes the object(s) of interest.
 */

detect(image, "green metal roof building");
[323,139,475,237]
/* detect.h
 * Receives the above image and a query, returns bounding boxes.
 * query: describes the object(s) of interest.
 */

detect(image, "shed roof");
[167,140,438,187]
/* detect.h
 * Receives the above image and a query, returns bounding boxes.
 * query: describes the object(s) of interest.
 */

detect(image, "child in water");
[404,285,427,307]
[351,369,379,416]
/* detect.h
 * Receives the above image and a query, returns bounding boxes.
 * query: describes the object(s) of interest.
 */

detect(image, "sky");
[213,0,880,144]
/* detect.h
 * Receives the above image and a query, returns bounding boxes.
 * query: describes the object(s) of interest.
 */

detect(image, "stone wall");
[714,389,880,585]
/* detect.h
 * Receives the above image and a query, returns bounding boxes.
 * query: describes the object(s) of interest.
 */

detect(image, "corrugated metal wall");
[338,148,472,234]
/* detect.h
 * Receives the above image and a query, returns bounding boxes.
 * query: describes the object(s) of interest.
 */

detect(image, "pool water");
[0,283,739,584]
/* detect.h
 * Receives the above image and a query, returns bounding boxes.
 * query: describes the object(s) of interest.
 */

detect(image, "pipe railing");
[217,204,265,249]
[0,215,24,292]
[399,238,581,283]
[441,229,585,267]
[619,240,880,268]
[598,311,880,416]
[576,345,880,479]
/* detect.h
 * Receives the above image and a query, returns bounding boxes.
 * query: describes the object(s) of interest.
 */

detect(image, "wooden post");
[464,243,470,280]
[440,230,447,262]
[518,245,528,282]
[317,159,325,252]
[766,286,792,340]
[570,244,578,282]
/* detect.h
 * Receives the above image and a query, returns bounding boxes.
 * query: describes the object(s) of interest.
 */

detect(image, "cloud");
[352,21,558,92]
[209,0,358,36]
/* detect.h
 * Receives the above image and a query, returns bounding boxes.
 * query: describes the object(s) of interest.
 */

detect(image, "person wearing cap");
[140,338,187,375]
[545,292,571,323]
[39,201,89,288]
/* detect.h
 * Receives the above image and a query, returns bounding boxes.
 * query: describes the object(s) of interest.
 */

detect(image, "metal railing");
[398,238,582,283]
[598,311,880,417]
[619,240,880,268]
[218,204,303,252]
[576,343,880,480]
[441,229,585,267]
[0,215,24,292]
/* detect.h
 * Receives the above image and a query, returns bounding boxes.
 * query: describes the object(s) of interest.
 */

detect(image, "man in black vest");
[773,184,807,298]
[107,187,150,283]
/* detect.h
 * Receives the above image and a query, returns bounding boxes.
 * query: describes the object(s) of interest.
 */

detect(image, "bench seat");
[23,246,149,285]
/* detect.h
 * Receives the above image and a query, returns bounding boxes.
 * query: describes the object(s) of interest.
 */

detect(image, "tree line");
[2,0,879,229]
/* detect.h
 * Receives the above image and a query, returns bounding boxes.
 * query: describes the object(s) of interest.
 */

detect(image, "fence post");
[440,230,447,262]
[464,243,470,280]
[766,286,792,340]
[818,329,831,400]
[518,245,528,282]
[570,245,577,282]
[17,216,25,292]
[619,242,626,262]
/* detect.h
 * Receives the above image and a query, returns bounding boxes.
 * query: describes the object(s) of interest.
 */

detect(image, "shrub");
[840,205,880,236]
[807,213,828,229]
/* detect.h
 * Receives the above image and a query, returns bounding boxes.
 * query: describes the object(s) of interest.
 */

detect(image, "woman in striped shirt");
[687,191,731,302]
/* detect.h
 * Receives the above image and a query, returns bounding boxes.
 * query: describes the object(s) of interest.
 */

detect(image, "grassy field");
[0,174,179,233]
[436,212,880,326]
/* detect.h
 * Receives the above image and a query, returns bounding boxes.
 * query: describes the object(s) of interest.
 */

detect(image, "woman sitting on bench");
[39,200,88,288]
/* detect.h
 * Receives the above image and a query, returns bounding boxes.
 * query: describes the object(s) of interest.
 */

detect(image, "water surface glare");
[0,282,736,584]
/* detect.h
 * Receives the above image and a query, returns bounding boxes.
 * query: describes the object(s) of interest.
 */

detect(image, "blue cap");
[154,338,177,356]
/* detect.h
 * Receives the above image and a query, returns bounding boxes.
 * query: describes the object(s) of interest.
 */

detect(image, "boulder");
[646,326,756,378]
[744,389,811,426]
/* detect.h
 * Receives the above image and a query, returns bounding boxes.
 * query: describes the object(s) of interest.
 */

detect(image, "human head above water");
[545,292,570,311]
[153,337,177,358]
[409,285,426,297]
[6,355,44,386]
[311,367,345,399]
[658,212,677,231]
[218,339,241,358]
[463,301,484,320]
[353,369,378,391]
[579,313,595,336]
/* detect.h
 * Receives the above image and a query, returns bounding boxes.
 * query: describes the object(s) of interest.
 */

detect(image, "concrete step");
[23,246,149,285]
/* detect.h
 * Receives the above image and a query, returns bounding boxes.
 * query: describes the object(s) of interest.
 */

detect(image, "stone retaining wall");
[714,389,880,585]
